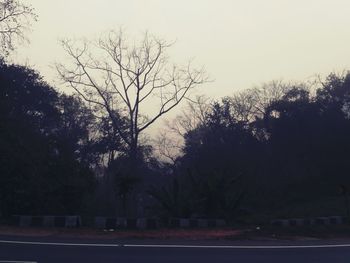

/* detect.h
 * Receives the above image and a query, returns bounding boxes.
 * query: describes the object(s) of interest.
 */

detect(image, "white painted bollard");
[19,216,31,227]
[137,218,147,229]
[315,217,330,225]
[329,216,343,225]
[198,219,208,228]
[95,217,107,228]
[179,219,190,228]
[65,216,80,227]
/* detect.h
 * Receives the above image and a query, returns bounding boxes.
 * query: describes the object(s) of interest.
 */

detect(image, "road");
[1,237,350,263]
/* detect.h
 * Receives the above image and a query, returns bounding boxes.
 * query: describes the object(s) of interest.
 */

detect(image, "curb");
[271,216,345,227]
[95,217,159,230]
[14,215,81,228]
[12,215,226,229]
[95,217,226,229]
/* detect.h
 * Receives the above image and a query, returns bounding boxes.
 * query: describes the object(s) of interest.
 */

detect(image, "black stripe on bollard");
[146,219,157,229]
[303,218,312,225]
[126,218,137,229]
[54,216,66,227]
[95,217,107,228]
[315,217,327,225]
[208,219,216,228]
[189,219,198,228]
[105,218,116,229]
[289,219,297,226]
[12,215,20,226]
[271,220,282,226]
[31,216,44,227]
[170,218,180,228]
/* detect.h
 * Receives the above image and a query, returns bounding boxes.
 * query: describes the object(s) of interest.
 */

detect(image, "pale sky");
[13,0,350,120]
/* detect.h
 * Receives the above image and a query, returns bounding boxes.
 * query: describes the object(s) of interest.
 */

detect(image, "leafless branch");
[57,30,208,159]
[0,0,37,56]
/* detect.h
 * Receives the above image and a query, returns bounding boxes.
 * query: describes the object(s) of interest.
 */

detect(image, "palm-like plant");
[148,170,245,220]
[148,178,193,218]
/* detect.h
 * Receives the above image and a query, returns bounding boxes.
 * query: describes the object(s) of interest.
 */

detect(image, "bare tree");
[251,80,293,117]
[0,0,37,55]
[155,95,211,164]
[57,30,208,167]
[222,80,295,125]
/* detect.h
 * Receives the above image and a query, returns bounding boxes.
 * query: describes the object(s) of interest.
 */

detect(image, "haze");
[15,0,350,100]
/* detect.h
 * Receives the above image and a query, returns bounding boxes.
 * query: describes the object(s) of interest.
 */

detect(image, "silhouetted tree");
[148,170,244,219]
[167,75,350,218]
[155,95,211,166]
[253,77,350,215]
[56,30,208,171]
[181,98,261,177]
[0,61,95,217]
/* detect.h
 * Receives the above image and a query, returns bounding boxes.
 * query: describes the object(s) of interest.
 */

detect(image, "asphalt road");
[1,238,350,263]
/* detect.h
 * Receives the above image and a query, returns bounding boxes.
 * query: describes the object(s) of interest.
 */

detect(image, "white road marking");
[0,240,121,247]
[124,244,350,249]
[1,239,350,249]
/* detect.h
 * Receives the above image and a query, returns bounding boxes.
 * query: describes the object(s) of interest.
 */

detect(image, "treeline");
[168,76,350,220]
[2,58,350,221]
[1,0,350,221]
[0,60,163,218]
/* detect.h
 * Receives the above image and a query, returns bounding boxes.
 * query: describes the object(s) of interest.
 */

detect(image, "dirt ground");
[1,225,350,241]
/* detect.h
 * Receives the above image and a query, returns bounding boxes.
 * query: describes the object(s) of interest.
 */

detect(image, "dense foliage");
[1,58,350,221]
[173,76,350,218]
[0,61,95,216]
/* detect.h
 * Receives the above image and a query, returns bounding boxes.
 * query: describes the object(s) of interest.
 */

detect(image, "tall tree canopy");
[0,61,95,216]
[174,74,350,217]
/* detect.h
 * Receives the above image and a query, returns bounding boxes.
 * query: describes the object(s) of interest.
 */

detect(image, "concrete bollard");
[31,216,43,227]
[329,216,343,225]
[189,219,198,228]
[65,216,80,227]
[289,218,305,227]
[116,217,127,228]
[315,217,330,225]
[136,218,147,229]
[126,218,137,229]
[303,218,314,225]
[19,216,32,227]
[146,218,158,229]
[216,219,226,227]
[170,218,180,228]
[198,219,208,228]
[95,217,107,229]
[105,218,117,229]
[179,219,190,228]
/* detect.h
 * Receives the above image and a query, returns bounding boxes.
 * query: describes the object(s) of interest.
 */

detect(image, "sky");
[13,0,350,127]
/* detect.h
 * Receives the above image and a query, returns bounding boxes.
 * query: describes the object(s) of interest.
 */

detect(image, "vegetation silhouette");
[1,0,350,221]
[0,61,95,217]
[2,58,350,220]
